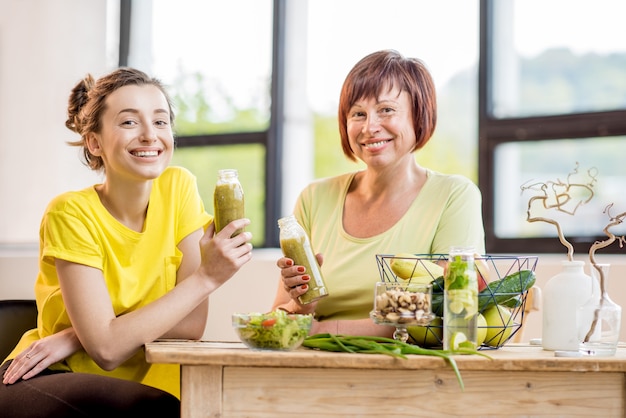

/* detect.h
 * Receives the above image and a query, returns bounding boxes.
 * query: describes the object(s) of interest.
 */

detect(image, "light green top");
[293,169,485,321]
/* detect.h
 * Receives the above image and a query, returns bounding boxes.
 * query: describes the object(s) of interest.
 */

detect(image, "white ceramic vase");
[542,260,597,351]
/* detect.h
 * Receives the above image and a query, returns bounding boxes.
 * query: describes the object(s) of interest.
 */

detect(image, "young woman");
[273,50,485,337]
[0,68,253,417]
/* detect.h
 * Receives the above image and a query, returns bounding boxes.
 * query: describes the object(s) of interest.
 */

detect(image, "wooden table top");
[145,339,626,373]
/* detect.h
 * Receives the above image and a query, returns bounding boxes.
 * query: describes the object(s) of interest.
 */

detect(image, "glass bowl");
[370,282,434,341]
[370,281,434,326]
[232,311,313,351]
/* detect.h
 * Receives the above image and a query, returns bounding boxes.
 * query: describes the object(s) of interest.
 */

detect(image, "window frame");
[121,0,626,253]
[119,0,284,248]
[478,0,626,254]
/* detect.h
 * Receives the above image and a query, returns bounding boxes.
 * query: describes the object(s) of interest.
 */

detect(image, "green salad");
[234,310,313,350]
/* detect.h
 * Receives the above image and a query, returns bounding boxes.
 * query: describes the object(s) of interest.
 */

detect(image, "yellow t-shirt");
[5,166,212,398]
[294,169,485,321]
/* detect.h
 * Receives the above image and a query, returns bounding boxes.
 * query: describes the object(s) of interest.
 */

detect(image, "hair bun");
[65,74,95,133]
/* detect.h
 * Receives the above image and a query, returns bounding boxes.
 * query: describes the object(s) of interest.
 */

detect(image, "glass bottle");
[578,264,621,356]
[213,169,245,237]
[278,215,328,305]
[443,247,478,351]
[542,260,596,351]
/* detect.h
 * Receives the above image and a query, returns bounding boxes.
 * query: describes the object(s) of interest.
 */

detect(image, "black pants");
[0,361,180,418]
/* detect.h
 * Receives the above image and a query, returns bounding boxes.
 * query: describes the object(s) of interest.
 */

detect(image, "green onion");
[303,333,492,390]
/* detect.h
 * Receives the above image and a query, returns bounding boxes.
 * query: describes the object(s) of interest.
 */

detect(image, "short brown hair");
[65,67,174,171]
[338,50,437,161]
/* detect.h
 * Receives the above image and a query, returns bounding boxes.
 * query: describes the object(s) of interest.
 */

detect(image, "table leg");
[181,365,223,418]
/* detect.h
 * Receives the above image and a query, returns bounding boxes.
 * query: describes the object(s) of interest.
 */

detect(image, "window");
[124,0,481,249]
[122,0,277,247]
[306,0,480,183]
[479,0,626,254]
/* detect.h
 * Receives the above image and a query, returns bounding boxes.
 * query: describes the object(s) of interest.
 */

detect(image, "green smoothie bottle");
[213,169,245,237]
[278,215,328,305]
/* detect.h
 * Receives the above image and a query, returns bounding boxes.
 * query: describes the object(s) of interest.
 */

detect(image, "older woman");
[272,49,485,337]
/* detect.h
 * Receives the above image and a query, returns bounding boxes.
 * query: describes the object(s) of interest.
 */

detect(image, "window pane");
[494,137,626,241]
[490,0,626,118]
[170,145,266,246]
[150,0,273,134]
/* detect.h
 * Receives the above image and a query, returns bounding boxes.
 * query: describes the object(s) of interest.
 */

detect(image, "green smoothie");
[213,182,245,237]
[280,235,328,304]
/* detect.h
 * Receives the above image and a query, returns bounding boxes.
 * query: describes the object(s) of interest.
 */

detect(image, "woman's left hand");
[2,327,81,384]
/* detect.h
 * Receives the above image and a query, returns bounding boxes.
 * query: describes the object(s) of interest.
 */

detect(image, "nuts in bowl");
[232,311,313,351]
[370,282,434,326]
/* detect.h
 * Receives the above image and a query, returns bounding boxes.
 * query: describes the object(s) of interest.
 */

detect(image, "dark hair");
[65,67,175,171]
[338,50,437,161]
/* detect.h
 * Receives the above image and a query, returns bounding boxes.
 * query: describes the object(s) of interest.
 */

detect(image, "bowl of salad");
[232,311,313,351]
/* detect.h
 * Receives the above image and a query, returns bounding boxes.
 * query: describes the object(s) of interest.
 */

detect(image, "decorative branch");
[584,204,626,342]
[521,163,597,261]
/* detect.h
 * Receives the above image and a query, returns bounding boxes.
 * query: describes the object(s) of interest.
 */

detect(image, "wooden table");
[145,340,626,417]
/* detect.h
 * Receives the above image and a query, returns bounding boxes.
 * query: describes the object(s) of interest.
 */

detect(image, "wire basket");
[375,254,539,349]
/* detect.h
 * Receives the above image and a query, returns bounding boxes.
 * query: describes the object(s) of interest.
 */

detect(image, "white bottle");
[542,260,596,351]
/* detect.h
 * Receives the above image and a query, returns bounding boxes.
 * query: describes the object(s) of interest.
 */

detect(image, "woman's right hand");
[2,327,80,385]
[197,218,253,288]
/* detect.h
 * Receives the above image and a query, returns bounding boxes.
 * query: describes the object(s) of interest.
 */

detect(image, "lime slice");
[449,300,464,314]
[449,331,467,350]
[463,304,478,320]
[458,340,477,351]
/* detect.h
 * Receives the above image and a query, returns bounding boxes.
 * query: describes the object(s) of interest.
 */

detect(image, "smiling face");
[346,85,416,169]
[86,84,174,182]
[337,51,437,162]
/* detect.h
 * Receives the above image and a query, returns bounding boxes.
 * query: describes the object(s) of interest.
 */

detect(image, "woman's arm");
[273,281,392,337]
[58,219,252,371]
[432,178,486,254]
[311,319,394,337]
[272,255,393,338]
[159,228,209,340]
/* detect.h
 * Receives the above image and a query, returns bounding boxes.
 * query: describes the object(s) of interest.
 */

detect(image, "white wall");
[281,1,315,216]
[0,0,111,245]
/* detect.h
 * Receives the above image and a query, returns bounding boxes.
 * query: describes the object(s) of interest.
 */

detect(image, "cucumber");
[499,295,522,309]
[431,276,445,294]
[430,270,535,316]
[477,270,536,312]
[432,293,444,316]
[425,276,445,316]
